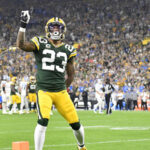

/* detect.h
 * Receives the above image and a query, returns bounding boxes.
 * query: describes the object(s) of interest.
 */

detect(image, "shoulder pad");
[31,36,48,51]
[31,36,40,50]
[65,44,77,59]
[65,44,75,52]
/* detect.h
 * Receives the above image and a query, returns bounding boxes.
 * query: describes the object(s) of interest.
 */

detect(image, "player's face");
[49,24,63,33]
[52,25,59,32]
[31,79,34,83]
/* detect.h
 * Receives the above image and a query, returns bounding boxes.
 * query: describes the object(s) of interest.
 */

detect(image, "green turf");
[0,110,150,150]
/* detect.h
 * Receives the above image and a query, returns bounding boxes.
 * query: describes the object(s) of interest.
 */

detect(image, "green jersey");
[28,82,36,93]
[10,83,17,95]
[31,36,77,92]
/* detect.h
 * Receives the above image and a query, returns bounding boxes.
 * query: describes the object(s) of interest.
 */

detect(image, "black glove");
[20,10,30,28]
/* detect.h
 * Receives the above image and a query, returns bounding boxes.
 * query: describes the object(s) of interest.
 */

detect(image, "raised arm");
[65,58,75,88]
[16,10,36,52]
[17,31,36,52]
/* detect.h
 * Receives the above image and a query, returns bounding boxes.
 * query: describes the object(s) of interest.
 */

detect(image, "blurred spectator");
[0,0,149,104]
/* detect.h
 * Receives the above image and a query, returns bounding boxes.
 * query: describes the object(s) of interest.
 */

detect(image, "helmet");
[30,76,35,82]
[45,17,66,40]
[11,77,17,83]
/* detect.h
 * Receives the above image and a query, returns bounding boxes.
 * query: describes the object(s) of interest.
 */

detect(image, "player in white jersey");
[1,79,11,114]
[19,78,29,114]
[111,83,119,111]
[141,89,149,110]
[93,79,105,114]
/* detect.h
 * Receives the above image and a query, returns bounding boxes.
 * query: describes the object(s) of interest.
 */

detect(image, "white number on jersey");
[42,49,67,73]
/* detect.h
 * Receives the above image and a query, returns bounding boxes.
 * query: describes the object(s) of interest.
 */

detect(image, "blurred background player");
[19,76,29,114]
[111,82,119,111]
[0,77,10,114]
[9,77,21,114]
[93,79,105,114]
[141,88,149,111]
[117,88,124,110]
[103,78,115,114]
[27,76,37,112]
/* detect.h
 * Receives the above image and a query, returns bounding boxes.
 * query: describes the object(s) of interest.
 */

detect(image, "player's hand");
[20,10,30,28]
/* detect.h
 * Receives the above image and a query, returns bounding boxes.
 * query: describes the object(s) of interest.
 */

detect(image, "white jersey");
[95,83,104,99]
[141,92,149,102]
[1,80,6,94]
[20,81,28,96]
[113,84,119,91]
[111,91,118,102]
[111,84,118,101]
[1,80,11,95]
[117,91,124,100]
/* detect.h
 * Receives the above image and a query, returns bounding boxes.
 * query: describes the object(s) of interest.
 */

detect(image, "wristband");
[19,27,26,32]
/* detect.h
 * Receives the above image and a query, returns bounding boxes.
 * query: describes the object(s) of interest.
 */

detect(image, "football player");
[19,77,29,114]
[16,11,87,150]
[27,76,37,112]
[93,79,105,114]
[9,77,21,114]
[0,78,10,114]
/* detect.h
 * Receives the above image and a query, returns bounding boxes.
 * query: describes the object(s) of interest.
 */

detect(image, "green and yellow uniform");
[10,83,21,104]
[28,82,36,103]
[31,36,78,123]
[31,36,76,92]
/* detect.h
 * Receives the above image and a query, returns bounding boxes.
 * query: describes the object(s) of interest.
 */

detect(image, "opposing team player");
[19,77,29,114]
[27,76,37,112]
[17,11,87,150]
[93,79,105,114]
[1,78,10,114]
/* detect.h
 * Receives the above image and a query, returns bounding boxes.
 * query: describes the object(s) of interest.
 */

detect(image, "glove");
[20,10,30,28]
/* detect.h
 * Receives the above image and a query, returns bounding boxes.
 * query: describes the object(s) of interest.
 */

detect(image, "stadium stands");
[0,0,149,107]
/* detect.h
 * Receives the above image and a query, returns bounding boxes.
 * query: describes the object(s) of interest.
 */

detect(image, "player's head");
[106,78,110,84]
[11,77,17,83]
[30,76,35,83]
[45,17,66,40]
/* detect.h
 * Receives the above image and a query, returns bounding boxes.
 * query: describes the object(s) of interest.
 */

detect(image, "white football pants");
[94,97,104,113]
[20,94,29,112]
[1,93,9,113]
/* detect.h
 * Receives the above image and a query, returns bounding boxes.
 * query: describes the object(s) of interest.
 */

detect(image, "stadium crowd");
[0,0,150,109]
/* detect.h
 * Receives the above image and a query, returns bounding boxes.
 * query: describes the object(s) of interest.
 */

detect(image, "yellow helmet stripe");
[45,17,66,39]
[46,18,55,25]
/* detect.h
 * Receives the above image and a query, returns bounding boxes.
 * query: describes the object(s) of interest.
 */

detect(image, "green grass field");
[0,110,150,150]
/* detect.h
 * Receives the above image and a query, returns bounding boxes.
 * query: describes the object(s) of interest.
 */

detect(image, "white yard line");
[110,127,150,130]
[56,125,150,130]
[1,138,150,150]
[0,125,150,135]
[0,130,32,134]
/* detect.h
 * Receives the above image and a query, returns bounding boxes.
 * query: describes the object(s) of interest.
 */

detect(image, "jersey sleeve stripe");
[31,37,40,50]
[69,49,77,59]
